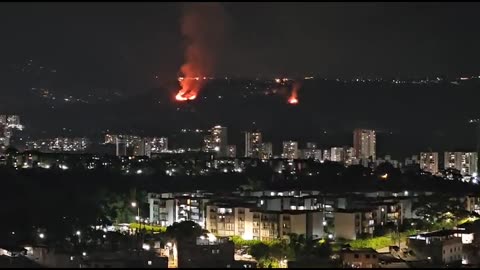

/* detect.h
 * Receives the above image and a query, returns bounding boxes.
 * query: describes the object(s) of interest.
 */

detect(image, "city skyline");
[3,3,480,269]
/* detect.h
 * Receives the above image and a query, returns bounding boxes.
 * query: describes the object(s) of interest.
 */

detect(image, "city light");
[131,202,137,207]
[76,230,81,236]
[207,233,217,242]
[142,243,151,251]
[38,233,45,239]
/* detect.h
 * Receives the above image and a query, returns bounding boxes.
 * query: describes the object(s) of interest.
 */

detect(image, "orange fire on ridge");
[175,3,226,102]
[176,77,201,101]
[288,82,301,105]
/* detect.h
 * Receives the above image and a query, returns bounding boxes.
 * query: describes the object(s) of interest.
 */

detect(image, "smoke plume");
[176,3,227,101]
[288,81,301,105]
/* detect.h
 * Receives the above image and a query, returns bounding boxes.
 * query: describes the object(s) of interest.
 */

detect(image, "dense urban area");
[1,112,480,268]
[2,2,480,269]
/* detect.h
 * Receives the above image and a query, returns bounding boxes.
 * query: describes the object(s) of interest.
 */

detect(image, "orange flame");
[175,3,226,102]
[176,77,201,101]
[288,82,301,105]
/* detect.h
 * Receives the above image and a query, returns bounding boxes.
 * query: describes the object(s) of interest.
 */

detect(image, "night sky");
[1,2,480,159]
[0,2,479,91]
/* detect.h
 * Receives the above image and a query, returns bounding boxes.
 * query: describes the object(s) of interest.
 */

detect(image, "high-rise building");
[227,145,236,158]
[116,136,127,157]
[132,138,146,156]
[282,141,298,159]
[322,149,330,161]
[444,152,478,176]
[345,147,356,165]
[302,143,319,160]
[353,129,376,161]
[147,137,168,153]
[420,152,439,174]
[259,142,273,160]
[203,125,228,157]
[331,147,346,162]
[244,131,262,158]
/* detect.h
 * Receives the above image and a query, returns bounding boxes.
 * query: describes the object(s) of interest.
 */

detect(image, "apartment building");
[205,203,324,241]
[147,192,211,227]
[334,209,376,240]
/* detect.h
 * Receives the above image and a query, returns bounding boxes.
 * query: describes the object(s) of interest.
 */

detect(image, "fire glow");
[288,82,301,105]
[176,77,200,101]
[174,4,226,102]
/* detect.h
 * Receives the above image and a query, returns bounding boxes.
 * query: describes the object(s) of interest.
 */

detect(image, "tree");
[250,242,270,260]
[165,221,204,241]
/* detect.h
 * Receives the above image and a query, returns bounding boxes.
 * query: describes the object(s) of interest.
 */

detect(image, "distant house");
[340,248,379,268]
[176,236,235,268]
[407,229,463,265]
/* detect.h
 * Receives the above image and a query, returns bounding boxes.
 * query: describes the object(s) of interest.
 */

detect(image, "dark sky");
[0,2,479,90]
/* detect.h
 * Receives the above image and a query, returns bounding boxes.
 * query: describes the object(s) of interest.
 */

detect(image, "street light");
[39,233,45,239]
[131,201,141,233]
[76,230,81,236]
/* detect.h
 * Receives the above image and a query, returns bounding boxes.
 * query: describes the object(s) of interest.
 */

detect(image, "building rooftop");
[335,208,376,213]
[341,248,378,254]
[409,229,464,239]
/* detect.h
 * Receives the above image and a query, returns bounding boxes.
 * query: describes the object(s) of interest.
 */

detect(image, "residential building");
[340,248,379,268]
[282,141,298,160]
[115,136,127,157]
[244,131,262,158]
[147,192,210,227]
[322,150,330,161]
[203,125,228,157]
[146,137,168,154]
[334,209,376,240]
[345,147,356,165]
[353,129,376,161]
[331,147,345,163]
[407,230,463,265]
[205,203,324,241]
[259,142,273,160]
[176,237,235,268]
[444,152,478,176]
[227,145,236,158]
[132,138,146,156]
[420,152,439,174]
